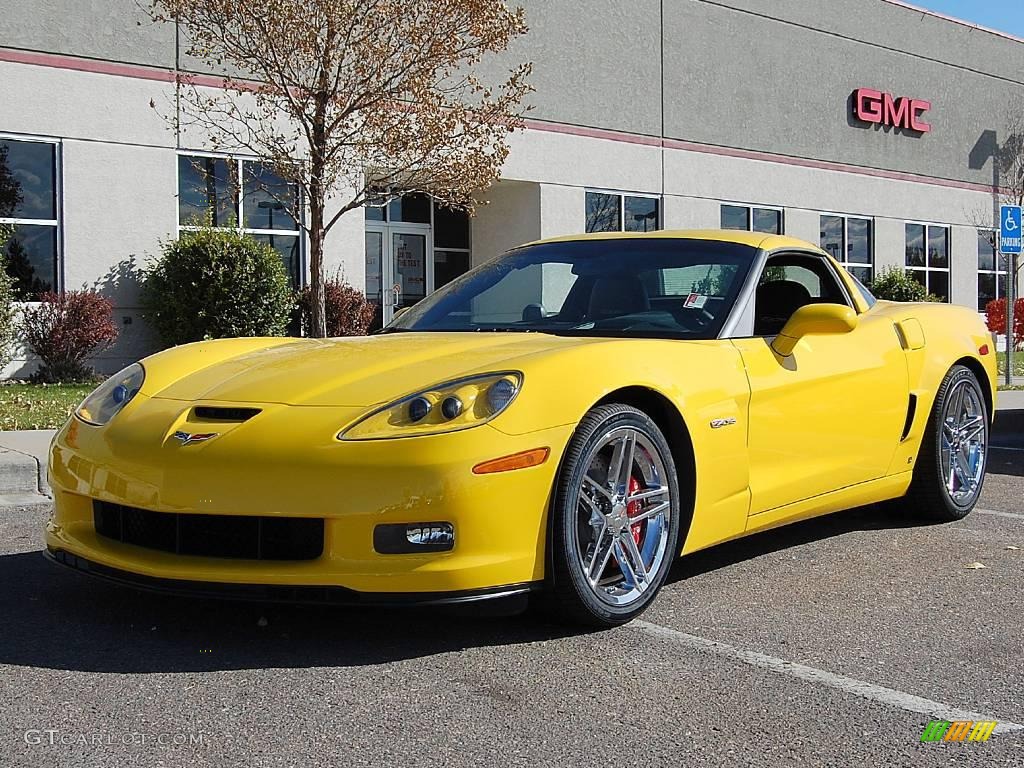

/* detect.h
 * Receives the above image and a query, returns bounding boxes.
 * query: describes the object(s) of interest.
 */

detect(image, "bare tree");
[149,0,532,337]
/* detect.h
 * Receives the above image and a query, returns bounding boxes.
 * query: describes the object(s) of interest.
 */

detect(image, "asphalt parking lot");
[1,452,1021,767]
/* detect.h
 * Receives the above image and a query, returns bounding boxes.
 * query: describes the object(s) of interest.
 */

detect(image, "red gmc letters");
[853,88,931,133]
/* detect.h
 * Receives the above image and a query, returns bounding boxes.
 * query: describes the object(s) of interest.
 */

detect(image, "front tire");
[899,365,989,522]
[543,404,681,627]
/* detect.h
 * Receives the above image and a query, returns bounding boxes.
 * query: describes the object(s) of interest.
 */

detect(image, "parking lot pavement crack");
[633,620,1024,736]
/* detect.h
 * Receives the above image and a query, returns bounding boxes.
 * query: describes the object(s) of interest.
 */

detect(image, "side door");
[730,252,908,518]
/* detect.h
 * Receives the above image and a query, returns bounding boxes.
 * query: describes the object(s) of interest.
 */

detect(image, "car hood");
[150,332,598,407]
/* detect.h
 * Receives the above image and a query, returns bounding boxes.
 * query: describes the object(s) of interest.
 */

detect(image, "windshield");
[386,238,757,339]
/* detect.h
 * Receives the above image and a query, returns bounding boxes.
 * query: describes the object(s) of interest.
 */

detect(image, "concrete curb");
[0,430,55,502]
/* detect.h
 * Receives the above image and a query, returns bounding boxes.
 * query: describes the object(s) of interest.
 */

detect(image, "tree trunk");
[308,198,328,338]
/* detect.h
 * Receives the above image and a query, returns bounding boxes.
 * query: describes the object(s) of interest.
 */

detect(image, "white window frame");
[0,132,63,295]
[720,202,785,235]
[585,189,662,233]
[176,150,305,286]
[818,212,874,280]
[977,228,1007,312]
[904,220,951,303]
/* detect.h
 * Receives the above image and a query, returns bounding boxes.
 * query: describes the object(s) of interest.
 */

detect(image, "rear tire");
[541,404,681,628]
[895,365,989,522]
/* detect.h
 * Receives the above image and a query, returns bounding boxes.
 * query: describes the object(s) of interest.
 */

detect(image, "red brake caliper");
[626,476,644,547]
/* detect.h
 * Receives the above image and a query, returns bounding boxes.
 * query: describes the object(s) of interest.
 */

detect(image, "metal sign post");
[1000,205,1022,387]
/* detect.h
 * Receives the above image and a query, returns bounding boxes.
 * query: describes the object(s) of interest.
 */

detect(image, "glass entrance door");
[365,226,431,325]
[391,231,427,314]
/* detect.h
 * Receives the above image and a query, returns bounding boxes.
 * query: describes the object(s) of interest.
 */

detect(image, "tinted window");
[1,140,59,299]
[243,164,298,230]
[624,196,659,232]
[178,155,236,226]
[0,139,56,219]
[720,205,749,231]
[905,224,926,267]
[752,208,782,234]
[820,215,844,261]
[388,193,431,224]
[586,192,621,233]
[388,238,756,340]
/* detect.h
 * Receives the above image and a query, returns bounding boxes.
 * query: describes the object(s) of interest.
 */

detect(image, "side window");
[754,253,849,336]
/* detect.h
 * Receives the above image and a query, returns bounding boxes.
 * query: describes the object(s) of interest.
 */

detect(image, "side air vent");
[193,406,261,422]
[901,394,918,441]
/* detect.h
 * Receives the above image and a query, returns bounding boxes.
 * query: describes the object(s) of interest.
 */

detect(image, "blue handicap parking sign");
[1001,205,1022,254]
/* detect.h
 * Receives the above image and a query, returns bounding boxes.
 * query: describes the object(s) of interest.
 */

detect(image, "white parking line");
[977,508,1024,521]
[634,620,1023,736]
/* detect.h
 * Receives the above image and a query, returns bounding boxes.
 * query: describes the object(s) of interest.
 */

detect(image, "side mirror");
[771,303,858,356]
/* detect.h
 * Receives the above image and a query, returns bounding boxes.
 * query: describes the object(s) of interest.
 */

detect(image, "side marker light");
[472,448,550,475]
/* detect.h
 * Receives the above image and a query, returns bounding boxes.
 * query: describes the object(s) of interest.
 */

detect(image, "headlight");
[339,371,522,441]
[76,363,145,426]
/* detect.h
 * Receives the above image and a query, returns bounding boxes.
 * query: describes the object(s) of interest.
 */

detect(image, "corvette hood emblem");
[172,431,219,446]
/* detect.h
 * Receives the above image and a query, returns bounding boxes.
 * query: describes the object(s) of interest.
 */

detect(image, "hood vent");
[192,406,262,422]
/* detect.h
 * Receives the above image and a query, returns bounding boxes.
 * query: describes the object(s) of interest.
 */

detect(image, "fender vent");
[193,406,261,422]
[901,394,918,441]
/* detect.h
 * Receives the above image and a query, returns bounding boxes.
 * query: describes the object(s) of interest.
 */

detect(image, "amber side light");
[473,448,550,475]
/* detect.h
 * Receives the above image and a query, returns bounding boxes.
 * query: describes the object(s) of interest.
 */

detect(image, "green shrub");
[869,266,940,303]
[297,276,375,337]
[143,227,295,346]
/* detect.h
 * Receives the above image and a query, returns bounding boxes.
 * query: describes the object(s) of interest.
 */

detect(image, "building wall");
[663,0,1024,187]
[1,0,1023,375]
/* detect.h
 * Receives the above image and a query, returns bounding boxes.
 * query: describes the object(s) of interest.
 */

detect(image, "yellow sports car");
[46,231,996,626]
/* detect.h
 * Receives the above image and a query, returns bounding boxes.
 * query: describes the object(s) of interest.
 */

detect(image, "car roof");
[524,229,823,254]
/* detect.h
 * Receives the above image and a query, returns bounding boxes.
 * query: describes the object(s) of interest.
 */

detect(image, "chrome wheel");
[940,378,987,506]
[571,426,672,607]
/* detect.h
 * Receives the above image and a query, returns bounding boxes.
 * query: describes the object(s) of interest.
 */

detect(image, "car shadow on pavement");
[0,549,579,674]
[0,504,942,674]
[666,503,928,585]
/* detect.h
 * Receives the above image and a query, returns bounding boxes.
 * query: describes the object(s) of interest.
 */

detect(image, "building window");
[977,229,1007,312]
[820,214,873,284]
[905,223,949,302]
[0,137,60,299]
[586,191,660,233]
[432,202,470,289]
[177,154,302,287]
[721,204,783,234]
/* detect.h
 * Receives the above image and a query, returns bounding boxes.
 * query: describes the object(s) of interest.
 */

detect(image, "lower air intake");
[93,501,323,561]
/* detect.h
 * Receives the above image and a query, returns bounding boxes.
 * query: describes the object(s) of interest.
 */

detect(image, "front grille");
[192,406,261,422]
[93,501,323,561]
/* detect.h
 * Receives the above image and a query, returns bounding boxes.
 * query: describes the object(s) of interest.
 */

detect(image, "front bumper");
[45,548,540,606]
[45,397,572,597]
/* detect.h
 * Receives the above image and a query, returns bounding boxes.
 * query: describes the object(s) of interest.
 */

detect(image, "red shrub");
[21,291,118,382]
[297,279,375,337]
[985,298,1024,351]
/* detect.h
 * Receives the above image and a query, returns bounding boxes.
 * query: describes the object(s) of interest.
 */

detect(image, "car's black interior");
[753,253,850,336]
[544,273,720,333]
[586,277,650,320]
[754,280,812,336]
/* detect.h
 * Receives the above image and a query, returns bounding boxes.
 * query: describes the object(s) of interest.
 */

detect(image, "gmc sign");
[853,88,931,133]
